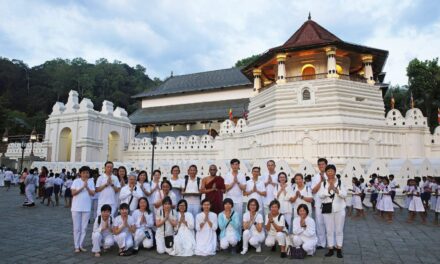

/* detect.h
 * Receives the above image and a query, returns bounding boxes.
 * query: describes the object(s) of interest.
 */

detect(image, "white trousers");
[71,211,90,249]
[114,232,134,250]
[25,185,35,203]
[97,203,116,217]
[265,232,286,247]
[314,205,326,247]
[134,229,154,250]
[292,235,316,256]
[220,232,238,249]
[323,210,345,248]
[155,234,174,255]
[242,230,264,250]
[92,231,114,253]
[187,204,201,220]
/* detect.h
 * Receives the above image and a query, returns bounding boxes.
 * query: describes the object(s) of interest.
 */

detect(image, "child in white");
[91,205,114,257]
[407,179,426,223]
[195,199,218,256]
[241,199,265,254]
[112,203,136,254]
[132,198,154,251]
[291,204,317,256]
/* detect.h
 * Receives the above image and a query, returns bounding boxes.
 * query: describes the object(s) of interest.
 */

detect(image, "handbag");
[287,245,306,259]
[321,202,333,214]
[162,210,174,248]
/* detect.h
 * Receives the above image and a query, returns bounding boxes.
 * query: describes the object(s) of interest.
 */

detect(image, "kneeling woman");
[195,198,218,256]
[291,204,317,256]
[265,199,287,258]
[132,197,154,252]
[113,203,136,256]
[218,198,241,252]
[172,199,196,256]
[241,198,265,254]
[155,196,177,255]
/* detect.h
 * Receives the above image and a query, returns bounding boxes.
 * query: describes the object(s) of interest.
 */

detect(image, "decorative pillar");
[325,46,338,78]
[276,53,287,84]
[362,55,374,85]
[252,69,262,95]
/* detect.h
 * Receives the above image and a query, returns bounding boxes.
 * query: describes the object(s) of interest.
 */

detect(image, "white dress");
[351,186,363,210]
[380,185,394,212]
[408,186,425,212]
[172,212,196,256]
[195,212,218,256]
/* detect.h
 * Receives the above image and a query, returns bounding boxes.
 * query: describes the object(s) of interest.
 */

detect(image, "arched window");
[302,89,311,100]
[301,64,316,80]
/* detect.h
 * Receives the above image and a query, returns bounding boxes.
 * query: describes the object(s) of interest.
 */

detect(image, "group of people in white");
[67,158,353,259]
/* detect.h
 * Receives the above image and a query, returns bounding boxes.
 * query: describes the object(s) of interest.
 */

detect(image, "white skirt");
[380,195,394,212]
[436,196,440,213]
[408,197,425,212]
[352,195,363,210]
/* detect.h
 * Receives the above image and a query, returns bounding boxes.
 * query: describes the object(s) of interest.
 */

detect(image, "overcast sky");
[1,0,439,85]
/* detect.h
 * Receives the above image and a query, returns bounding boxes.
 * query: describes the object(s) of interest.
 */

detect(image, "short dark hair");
[201,198,211,206]
[161,180,172,189]
[230,158,240,165]
[177,199,188,212]
[297,204,309,215]
[293,173,303,181]
[252,166,261,172]
[162,196,172,205]
[171,165,180,172]
[137,197,150,214]
[137,170,148,182]
[278,172,288,182]
[317,158,328,165]
[79,166,91,174]
[325,164,336,172]
[104,161,114,167]
[389,174,394,179]
[247,198,260,212]
[101,204,112,212]
[153,169,161,175]
[119,203,129,211]
[223,198,234,207]
[269,199,280,209]
[189,164,198,170]
[267,160,275,166]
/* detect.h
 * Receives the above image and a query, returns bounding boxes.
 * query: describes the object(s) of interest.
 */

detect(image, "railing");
[285,73,367,83]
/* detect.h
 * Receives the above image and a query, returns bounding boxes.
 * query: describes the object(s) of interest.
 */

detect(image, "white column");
[362,55,374,85]
[253,69,262,95]
[276,53,287,84]
[325,46,338,78]
[186,124,190,131]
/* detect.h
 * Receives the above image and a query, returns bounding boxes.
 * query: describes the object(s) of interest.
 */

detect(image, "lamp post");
[1,129,8,158]
[150,126,158,177]
[20,137,27,173]
[30,127,37,157]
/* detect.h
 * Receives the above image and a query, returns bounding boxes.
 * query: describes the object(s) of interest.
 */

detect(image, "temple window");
[302,89,311,100]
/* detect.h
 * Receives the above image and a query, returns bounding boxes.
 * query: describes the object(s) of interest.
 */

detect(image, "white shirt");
[54,177,64,186]
[131,209,154,230]
[92,215,113,234]
[311,172,328,206]
[265,213,286,236]
[113,215,135,234]
[243,211,264,234]
[45,177,55,188]
[4,171,13,181]
[318,180,347,213]
[96,173,121,205]
[224,171,246,203]
[245,179,266,209]
[64,179,73,189]
[273,183,294,214]
[262,172,278,206]
[390,180,398,191]
[170,177,184,200]
[156,209,177,236]
[71,178,95,212]
[136,182,151,198]
[292,184,313,216]
[183,177,201,205]
[153,190,177,210]
[119,184,143,212]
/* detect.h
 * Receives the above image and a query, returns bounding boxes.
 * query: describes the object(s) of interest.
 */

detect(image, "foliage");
[234,54,260,68]
[0,57,158,136]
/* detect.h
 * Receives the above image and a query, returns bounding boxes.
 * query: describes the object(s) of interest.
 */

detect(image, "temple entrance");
[58,127,72,161]
[302,64,316,80]
[108,131,120,161]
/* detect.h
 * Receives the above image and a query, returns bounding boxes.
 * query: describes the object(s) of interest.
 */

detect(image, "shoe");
[280,252,287,258]
[240,248,248,255]
[94,253,101,257]
[132,249,138,255]
[325,249,334,257]
[256,246,261,253]
[336,248,343,258]
[74,249,80,253]
[271,245,276,252]
[317,246,324,250]
[79,248,87,252]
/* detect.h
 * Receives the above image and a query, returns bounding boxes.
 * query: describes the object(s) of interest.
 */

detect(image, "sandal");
[94,253,101,257]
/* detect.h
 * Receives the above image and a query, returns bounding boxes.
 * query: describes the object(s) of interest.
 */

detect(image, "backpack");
[97,215,113,225]
[277,213,289,231]
[184,175,200,192]
[323,179,341,189]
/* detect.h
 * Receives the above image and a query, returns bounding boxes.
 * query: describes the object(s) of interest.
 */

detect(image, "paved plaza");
[1,186,440,264]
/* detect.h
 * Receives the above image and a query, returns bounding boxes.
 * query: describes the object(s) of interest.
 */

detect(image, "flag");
[242,106,248,120]
[229,108,233,120]
[390,92,395,110]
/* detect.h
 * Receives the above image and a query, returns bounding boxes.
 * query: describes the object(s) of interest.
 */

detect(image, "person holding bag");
[318,164,347,258]
[155,196,177,255]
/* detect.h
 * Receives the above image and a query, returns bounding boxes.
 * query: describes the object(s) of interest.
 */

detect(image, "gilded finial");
[308,12,311,20]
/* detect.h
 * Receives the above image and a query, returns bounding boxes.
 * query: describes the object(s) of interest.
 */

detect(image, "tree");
[234,54,260,68]
[384,85,409,114]
[407,58,440,132]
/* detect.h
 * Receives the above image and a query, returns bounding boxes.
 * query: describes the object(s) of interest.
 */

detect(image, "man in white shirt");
[95,161,121,216]
[182,164,202,219]
[4,168,13,191]
[261,160,277,218]
[244,167,266,212]
[224,158,246,229]
[311,158,328,249]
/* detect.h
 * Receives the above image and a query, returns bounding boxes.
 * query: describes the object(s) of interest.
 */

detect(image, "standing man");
[95,161,121,216]
[262,160,278,218]
[311,158,328,249]
[182,164,202,219]
[224,159,246,229]
[244,167,266,213]
[4,168,13,191]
